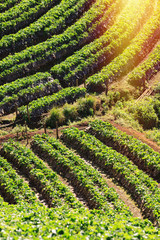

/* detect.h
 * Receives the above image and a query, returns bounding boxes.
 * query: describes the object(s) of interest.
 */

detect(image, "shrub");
[46,108,65,128]
[63,104,78,123]
[134,102,158,129]
[77,96,96,117]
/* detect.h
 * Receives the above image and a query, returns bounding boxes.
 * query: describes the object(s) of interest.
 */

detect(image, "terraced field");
[0,120,160,237]
[0,0,160,238]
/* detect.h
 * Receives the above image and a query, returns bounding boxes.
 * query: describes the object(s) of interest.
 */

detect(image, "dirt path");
[0,122,88,146]
[62,142,144,219]
[101,172,143,219]
[108,120,160,153]
[1,119,160,153]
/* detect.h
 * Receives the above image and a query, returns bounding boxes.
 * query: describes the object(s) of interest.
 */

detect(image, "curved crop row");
[0,0,20,13]
[0,72,53,100]
[50,0,154,87]
[0,78,61,115]
[18,87,86,121]
[128,43,160,86]
[0,0,44,23]
[85,1,160,89]
[61,127,160,226]
[0,156,37,204]
[31,134,131,215]
[0,0,119,83]
[87,120,160,180]
[0,140,83,209]
[0,0,97,58]
[0,0,59,37]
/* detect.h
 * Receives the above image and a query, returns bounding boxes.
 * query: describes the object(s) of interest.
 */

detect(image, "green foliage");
[85,0,159,90]
[0,0,114,82]
[63,104,78,122]
[134,103,158,129]
[0,204,159,239]
[146,129,160,146]
[89,119,160,177]
[77,96,95,117]
[46,95,99,128]
[0,0,20,13]
[32,134,130,215]
[2,140,81,209]
[109,97,160,130]
[128,44,160,86]
[18,87,86,121]
[0,156,37,204]
[46,108,65,128]
[0,0,55,37]
[0,0,96,53]
[128,98,159,129]
[61,126,160,225]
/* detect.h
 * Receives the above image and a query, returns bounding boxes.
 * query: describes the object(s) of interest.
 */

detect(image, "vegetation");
[88,119,160,179]
[61,127,160,225]
[45,95,101,128]
[0,0,160,237]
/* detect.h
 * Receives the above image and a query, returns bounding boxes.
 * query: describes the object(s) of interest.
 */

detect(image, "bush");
[46,108,65,128]
[45,96,100,128]
[133,99,158,129]
[77,96,96,118]
[63,104,78,123]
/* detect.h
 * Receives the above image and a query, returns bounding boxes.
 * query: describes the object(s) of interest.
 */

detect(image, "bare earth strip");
[100,172,143,219]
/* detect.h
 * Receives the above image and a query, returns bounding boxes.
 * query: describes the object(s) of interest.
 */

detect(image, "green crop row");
[0,156,37,204]
[128,43,160,86]
[87,120,160,180]
[1,140,82,209]
[0,0,43,23]
[0,0,116,82]
[61,127,160,226]
[0,72,52,100]
[50,0,153,87]
[0,0,95,57]
[0,77,61,115]
[50,0,122,85]
[0,0,58,37]
[85,1,160,89]
[0,0,20,13]
[31,134,131,215]
[18,87,86,121]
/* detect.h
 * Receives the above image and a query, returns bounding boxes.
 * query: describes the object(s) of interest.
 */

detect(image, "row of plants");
[0,0,59,37]
[87,120,160,180]
[85,1,160,90]
[31,134,131,215]
[61,127,160,226]
[18,87,86,121]
[0,140,82,209]
[0,0,96,57]
[0,0,117,83]
[0,0,44,22]
[0,78,61,115]
[128,43,160,86]
[50,0,153,87]
[0,156,37,204]
[0,72,53,100]
[0,0,20,13]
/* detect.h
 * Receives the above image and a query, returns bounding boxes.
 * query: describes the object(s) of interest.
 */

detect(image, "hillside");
[0,0,160,238]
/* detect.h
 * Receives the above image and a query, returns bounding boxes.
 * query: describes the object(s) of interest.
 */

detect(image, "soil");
[109,120,160,153]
